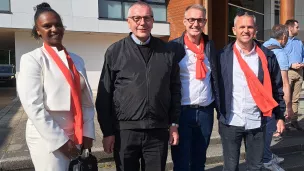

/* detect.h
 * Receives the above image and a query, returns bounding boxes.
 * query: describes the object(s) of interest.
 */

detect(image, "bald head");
[127,2,153,18]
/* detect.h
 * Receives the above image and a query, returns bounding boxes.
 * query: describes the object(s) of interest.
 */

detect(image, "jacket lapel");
[43,45,69,68]
[225,46,234,111]
[69,53,94,106]
[258,58,264,83]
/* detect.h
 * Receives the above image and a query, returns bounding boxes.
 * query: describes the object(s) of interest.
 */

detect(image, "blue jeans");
[171,104,214,171]
[263,115,276,163]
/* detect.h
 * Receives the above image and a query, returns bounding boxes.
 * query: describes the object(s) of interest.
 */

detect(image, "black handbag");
[69,148,98,171]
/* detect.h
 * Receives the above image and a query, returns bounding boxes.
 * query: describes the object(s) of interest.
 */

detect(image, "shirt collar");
[289,36,295,41]
[235,41,256,56]
[268,38,282,48]
[42,43,65,54]
[131,34,151,45]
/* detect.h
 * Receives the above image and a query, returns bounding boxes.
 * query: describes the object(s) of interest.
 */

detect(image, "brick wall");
[167,0,199,41]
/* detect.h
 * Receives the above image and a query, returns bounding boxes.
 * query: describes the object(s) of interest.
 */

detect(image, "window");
[274,0,280,24]
[0,50,15,65]
[228,1,264,42]
[228,0,263,13]
[0,0,10,13]
[275,10,279,25]
[98,0,167,22]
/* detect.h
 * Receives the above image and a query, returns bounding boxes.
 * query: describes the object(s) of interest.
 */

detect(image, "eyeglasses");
[185,18,207,24]
[128,15,154,24]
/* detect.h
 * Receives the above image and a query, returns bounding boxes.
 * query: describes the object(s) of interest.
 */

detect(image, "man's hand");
[285,107,294,119]
[291,63,302,69]
[83,136,94,149]
[169,126,179,146]
[276,119,285,134]
[102,135,115,154]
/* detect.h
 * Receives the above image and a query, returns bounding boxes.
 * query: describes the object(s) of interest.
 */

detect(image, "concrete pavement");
[0,88,16,111]
[0,88,304,170]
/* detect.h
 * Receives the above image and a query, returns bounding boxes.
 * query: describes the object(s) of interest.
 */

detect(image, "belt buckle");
[190,105,200,109]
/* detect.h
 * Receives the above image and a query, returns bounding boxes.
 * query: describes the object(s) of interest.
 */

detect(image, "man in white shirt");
[169,4,219,171]
[217,11,285,171]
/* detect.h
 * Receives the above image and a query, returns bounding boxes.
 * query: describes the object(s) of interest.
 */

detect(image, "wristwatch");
[171,123,179,127]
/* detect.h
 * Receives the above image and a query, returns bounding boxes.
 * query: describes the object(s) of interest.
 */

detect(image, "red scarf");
[184,34,208,79]
[233,43,278,117]
[44,43,83,144]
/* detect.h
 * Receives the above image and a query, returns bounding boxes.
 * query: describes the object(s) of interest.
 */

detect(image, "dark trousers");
[114,129,169,171]
[219,122,265,171]
[171,104,214,171]
[263,115,276,163]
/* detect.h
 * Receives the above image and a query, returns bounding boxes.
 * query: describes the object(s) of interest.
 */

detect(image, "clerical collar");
[131,34,151,45]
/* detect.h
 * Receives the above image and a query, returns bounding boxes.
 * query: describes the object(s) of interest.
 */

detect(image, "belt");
[181,104,212,109]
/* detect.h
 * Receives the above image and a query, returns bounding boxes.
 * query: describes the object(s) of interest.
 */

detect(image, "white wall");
[15,31,126,91]
[0,0,170,36]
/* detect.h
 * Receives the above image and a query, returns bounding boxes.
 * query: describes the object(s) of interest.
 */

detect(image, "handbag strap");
[80,146,92,155]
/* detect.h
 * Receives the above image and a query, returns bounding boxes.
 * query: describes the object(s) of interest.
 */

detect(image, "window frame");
[0,0,11,14]
[227,3,265,42]
[98,0,168,23]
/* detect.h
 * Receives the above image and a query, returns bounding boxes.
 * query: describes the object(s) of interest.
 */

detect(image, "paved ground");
[1,87,304,171]
[0,88,16,110]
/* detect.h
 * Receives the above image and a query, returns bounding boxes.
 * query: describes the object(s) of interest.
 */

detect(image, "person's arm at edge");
[167,42,181,146]
[277,51,293,118]
[281,70,293,118]
[270,53,286,133]
[95,48,116,138]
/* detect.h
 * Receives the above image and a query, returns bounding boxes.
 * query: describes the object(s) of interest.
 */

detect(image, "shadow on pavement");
[0,87,24,169]
[205,115,304,171]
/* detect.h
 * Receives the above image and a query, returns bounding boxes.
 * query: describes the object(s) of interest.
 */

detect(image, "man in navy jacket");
[217,11,285,170]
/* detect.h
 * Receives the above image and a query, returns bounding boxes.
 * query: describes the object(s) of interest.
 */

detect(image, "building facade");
[168,0,302,50]
[0,0,169,90]
[0,0,301,90]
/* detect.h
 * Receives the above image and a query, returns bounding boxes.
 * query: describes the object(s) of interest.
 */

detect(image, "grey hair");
[271,24,289,39]
[233,12,256,26]
[184,4,207,17]
[127,1,154,17]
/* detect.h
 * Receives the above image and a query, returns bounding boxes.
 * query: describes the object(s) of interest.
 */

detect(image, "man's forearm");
[281,71,292,111]
[283,84,292,109]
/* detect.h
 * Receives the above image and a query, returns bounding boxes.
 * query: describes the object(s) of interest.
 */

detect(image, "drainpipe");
[280,0,295,24]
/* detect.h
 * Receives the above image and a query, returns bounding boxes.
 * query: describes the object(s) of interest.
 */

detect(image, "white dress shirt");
[227,42,261,129]
[179,45,214,106]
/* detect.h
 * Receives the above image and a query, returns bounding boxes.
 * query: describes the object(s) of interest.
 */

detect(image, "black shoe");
[291,121,304,131]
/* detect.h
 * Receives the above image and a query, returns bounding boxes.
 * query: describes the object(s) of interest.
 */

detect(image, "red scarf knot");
[184,34,208,79]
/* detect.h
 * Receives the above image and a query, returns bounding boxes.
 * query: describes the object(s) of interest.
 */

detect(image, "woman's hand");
[83,136,93,149]
[59,140,80,159]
